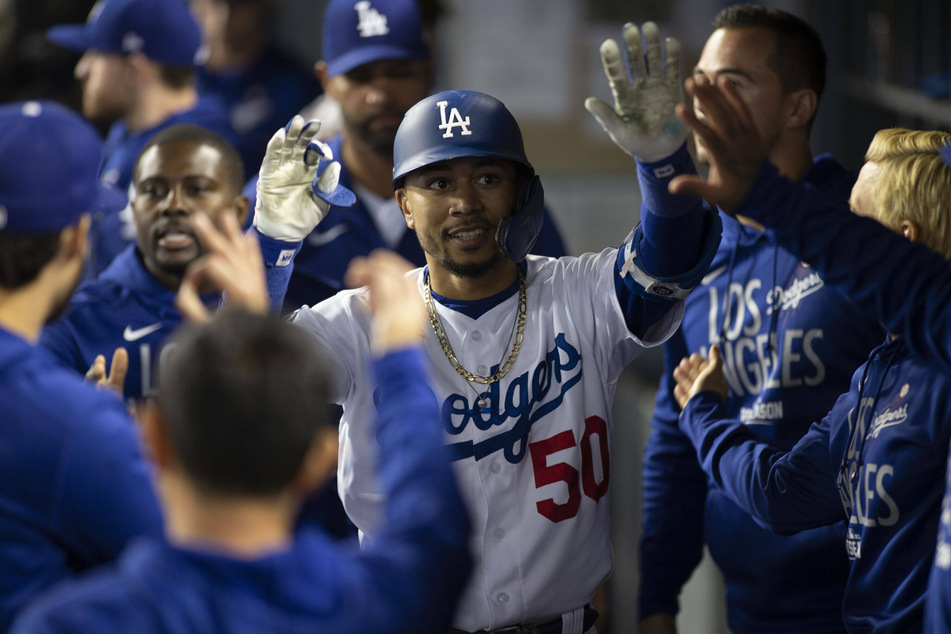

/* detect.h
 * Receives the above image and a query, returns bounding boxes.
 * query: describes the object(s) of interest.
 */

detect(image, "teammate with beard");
[244,0,566,313]
[0,100,161,630]
[39,124,248,404]
[223,18,722,631]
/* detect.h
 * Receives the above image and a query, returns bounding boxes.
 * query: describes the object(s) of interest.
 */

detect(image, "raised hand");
[85,347,129,396]
[672,344,729,410]
[176,213,269,322]
[585,22,686,162]
[253,116,356,241]
[344,250,425,356]
[668,76,769,210]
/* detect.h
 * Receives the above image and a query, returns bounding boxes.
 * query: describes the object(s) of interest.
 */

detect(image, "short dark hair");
[158,311,336,498]
[157,63,196,91]
[713,4,826,102]
[134,124,245,189]
[0,232,62,290]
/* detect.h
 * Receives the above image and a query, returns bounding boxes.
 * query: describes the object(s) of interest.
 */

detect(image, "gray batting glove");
[585,22,687,163]
[253,116,354,241]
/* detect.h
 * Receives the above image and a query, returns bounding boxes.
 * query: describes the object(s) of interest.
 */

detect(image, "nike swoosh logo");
[701,264,729,285]
[123,323,163,342]
[307,224,350,247]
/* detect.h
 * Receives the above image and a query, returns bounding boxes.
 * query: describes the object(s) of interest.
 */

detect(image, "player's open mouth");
[447,226,489,248]
[156,230,196,251]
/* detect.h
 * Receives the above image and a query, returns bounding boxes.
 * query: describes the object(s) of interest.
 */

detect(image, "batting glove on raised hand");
[585,22,687,163]
[253,116,356,241]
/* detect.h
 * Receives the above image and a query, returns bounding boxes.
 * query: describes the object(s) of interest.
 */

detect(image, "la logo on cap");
[122,31,144,53]
[355,1,388,37]
[436,101,472,138]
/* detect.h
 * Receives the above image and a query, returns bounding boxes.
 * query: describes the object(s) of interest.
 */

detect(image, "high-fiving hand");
[585,22,686,163]
[253,116,356,242]
[673,344,729,410]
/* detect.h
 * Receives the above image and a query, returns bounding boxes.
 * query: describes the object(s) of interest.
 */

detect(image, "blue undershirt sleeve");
[253,228,303,313]
[614,143,718,335]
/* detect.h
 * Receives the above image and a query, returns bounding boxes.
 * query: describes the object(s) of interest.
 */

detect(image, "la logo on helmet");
[355,1,388,37]
[437,101,472,138]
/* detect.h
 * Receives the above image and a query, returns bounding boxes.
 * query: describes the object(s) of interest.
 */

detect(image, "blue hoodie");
[39,245,354,539]
[0,326,162,631]
[639,155,884,633]
[10,349,472,634]
[680,335,951,632]
[40,245,212,404]
[709,161,951,634]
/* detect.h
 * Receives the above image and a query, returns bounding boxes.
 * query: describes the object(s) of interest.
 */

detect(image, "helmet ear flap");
[496,174,545,262]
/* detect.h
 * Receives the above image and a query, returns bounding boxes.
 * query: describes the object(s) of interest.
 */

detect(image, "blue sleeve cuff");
[636,143,698,218]
[372,346,427,393]
[253,228,302,312]
[253,228,303,268]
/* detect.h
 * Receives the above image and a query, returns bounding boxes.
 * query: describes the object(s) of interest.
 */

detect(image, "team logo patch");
[22,101,42,117]
[354,1,388,37]
[436,101,472,138]
[868,403,908,439]
[276,249,296,267]
[122,32,144,54]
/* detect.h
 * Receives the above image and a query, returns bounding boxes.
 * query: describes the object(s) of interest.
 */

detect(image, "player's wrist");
[252,228,302,268]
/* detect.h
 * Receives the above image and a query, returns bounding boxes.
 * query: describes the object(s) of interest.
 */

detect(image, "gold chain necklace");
[424,269,527,387]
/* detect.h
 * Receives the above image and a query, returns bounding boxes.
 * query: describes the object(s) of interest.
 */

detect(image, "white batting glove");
[585,22,687,163]
[253,116,354,242]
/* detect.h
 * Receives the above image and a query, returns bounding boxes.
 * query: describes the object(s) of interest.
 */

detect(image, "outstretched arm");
[586,23,720,337]
[675,347,847,533]
[670,76,951,370]
[252,116,355,312]
[340,251,472,634]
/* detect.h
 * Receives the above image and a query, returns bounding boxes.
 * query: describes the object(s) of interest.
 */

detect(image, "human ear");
[785,89,817,130]
[293,427,338,495]
[396,189,415,229]
[900,219,920,243]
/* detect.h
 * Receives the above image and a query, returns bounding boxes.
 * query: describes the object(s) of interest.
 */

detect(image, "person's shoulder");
[526,248,616,279]
[806,154,856,201]
[10,541,161,634]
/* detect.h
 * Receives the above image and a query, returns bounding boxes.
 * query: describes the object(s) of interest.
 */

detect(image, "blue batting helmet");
[392,90,545,262]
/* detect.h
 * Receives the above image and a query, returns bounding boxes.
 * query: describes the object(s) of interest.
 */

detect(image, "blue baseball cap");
[0,101,115,234]
[322,0,429,77]
[47,0,206,67]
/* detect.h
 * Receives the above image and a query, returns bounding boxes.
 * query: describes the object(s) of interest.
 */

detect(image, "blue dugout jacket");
[11,349,471,634]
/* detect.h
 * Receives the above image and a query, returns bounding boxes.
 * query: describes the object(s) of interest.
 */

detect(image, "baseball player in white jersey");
[206,22,721,634]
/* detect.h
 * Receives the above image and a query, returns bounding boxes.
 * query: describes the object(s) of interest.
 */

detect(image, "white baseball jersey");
[292,246,684,631]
